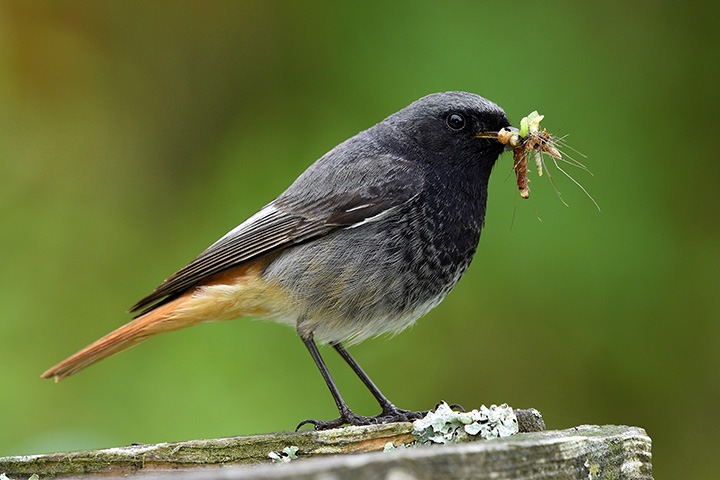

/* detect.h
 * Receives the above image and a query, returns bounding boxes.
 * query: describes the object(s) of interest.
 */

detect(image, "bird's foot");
[376,405,427,423]
[297,403,460,431]
[296,410,374,431]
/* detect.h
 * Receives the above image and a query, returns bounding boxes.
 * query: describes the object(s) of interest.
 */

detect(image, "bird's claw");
[296,406,429,431]
[296,411,372,431]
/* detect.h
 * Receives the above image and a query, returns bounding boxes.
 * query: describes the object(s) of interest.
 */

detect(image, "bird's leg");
[331,342,427,422]
[296,335,372,430]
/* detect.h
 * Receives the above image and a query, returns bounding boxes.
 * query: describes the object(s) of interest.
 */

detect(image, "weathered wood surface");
[1,409,543,478]
[144,425,652,480]
[0,412,652,479]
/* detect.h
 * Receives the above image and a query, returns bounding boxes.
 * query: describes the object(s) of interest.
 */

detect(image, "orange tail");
[41,294,200,382]
[41,262,282,382]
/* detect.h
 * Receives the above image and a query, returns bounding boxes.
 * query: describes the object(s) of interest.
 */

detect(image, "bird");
[42,91,511,430]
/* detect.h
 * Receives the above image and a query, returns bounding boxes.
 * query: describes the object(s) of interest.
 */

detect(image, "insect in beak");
[477,112,598,210]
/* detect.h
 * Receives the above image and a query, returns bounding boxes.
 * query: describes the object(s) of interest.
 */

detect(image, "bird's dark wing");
[130,155,424,314]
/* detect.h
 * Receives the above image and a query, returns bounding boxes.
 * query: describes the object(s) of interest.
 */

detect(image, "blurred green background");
[1,1,718,478]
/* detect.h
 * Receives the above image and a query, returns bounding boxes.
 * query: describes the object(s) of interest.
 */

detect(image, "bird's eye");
[446,113,466,131]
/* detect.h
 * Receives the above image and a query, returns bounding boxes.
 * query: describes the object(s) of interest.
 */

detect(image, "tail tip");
[41,369,64,383]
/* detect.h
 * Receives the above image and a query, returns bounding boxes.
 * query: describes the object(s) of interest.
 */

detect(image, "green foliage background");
[1,1,718,478]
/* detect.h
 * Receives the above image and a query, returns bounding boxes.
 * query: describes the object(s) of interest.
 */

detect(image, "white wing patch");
[210,204,279,248]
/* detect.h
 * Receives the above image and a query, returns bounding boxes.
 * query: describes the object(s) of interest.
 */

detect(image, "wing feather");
[129,206,332,313]
[130,155,424,314]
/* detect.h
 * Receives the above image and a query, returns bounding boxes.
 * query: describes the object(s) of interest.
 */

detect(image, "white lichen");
[412,402,518,445]
[268,445,299,463]
[383,441,408,452]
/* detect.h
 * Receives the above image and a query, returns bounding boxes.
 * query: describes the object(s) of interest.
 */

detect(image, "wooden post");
[0,410,652,479]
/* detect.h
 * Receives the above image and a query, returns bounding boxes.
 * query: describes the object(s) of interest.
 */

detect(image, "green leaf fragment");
[526,111,545,134]
[519,116,529,138]
[518,110,546,138]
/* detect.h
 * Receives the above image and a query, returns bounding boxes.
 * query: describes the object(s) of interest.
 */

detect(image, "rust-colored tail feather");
[41,263,277,382]
[41,295,196,382]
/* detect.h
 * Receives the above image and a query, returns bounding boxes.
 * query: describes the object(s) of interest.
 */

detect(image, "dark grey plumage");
[132,91,509,346]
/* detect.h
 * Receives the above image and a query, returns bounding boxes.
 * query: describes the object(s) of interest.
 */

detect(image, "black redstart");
[42,91,511,429]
